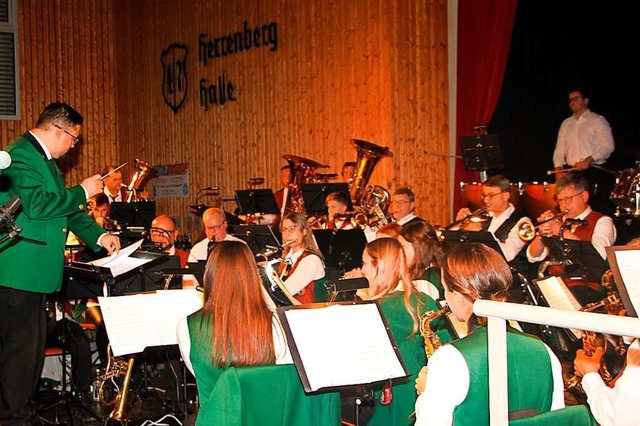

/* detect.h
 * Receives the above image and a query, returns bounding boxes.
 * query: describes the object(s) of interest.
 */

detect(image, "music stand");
[231,224,281,255]
[460,134,503,181]
[301,183,353,214]
[109,201,157,228]
[63,250,173,298]
[605,246,640,318]
[441,230,506,259]
[540,236,608,283]
[313,228,367,273]
[235,189,280,215]
[187,260,207,287]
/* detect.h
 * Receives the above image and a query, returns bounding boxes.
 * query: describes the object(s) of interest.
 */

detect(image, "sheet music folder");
[605,246,640,318]
[277,301,408,393]
[541,236,608,282]
[441,230,505,259]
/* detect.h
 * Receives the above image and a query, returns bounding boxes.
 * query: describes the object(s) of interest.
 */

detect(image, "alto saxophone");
[420,304,451,358]
[99,343,136,421]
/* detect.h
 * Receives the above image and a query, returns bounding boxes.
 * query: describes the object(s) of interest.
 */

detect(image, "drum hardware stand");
[37,301,103,425]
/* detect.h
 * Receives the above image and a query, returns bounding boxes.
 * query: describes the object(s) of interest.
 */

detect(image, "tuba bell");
[349,139,393,227]
[125,159,158,202]
[281,154,328,214]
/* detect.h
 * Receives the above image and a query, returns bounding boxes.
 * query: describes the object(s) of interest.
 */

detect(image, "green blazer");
[0,132,104,293]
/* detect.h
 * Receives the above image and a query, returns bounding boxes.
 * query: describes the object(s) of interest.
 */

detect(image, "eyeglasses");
[480,191,506,200]
[569,96,583,102]
[150,227,174,237]
[391,199,411,205]
[54,124,81,146]
[554,191,584,204]
[205,224,225,231]
[281,225,299,233]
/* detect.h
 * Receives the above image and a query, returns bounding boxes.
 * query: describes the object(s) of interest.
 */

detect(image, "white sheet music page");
[99,289,203,357]
[612,249,640,314]
[536,276,583,339]
[88,239,147,277]
[282,303,406,392]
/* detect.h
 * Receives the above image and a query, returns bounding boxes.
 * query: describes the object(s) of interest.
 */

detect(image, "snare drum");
[611,168,640,209]
[521,182,556,220]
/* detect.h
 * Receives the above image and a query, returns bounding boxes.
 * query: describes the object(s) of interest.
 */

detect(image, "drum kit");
[460,181,556,220]
[461,161,640,218]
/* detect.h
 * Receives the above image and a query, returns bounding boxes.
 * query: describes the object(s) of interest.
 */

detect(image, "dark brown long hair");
[399,220,444,280]
[441,243,511,328]
[201,241,275,367]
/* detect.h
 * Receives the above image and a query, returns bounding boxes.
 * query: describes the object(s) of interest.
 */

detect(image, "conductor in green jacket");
[0,102,121,425]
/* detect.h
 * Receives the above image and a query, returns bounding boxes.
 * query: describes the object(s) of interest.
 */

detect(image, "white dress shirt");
[281,248,325,295]
[553,110,614,168]
[187,233,246,262]
[526,206,616,262]
[487,203,528,262]
[581,339,640,426]
[397,212,418,226]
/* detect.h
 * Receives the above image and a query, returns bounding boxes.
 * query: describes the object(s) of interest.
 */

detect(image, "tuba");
[281,154,328,214]
[349,139,393,227]
[125,159,158,202]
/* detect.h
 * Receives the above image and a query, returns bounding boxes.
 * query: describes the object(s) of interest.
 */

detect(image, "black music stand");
[235,189,280,215]
[109,201,156,228]
[460,134,503,181]
[324,277,369,302]
[187,260,207,287]
[313,228,367,274]
[540,236,608,283]
[301,183,353,214]
[441,230,506,259]
[231,224,281,255]
[63,250,173,298]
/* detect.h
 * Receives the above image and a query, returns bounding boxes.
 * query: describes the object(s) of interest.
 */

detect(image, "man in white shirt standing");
[553,89,615,215]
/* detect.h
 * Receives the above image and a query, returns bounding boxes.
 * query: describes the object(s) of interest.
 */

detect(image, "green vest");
[451,326,553,426]
[423,267,444,299]
[368,292,451,426]
[187,310,340,426]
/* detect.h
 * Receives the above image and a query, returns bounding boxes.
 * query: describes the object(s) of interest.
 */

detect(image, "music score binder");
[441,230,506,259]
[541,236,608,282]
[276,301,408,393]
[532,275,583,340]
[605,246,640,317]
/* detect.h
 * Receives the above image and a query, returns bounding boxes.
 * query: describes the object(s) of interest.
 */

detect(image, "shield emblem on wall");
[161,43,188,113]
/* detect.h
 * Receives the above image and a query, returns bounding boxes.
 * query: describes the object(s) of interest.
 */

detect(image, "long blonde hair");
[280,211,323,257]
[202,241,275,367]
[364,238,420,336]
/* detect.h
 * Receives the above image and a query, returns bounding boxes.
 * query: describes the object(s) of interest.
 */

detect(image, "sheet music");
[612,249,640,314]
[98,289,204,356]
[88,239,148,277]
[280,303,406,392]
[535,276,583,339]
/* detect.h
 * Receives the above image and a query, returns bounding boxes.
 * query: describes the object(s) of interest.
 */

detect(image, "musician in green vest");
[415,243,565,426]
[0,103,120,425]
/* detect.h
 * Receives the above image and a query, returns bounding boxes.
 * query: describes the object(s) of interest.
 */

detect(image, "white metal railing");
[473,300,640,425]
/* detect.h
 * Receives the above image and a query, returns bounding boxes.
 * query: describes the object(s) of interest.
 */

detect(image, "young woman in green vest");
[176,241,292,421]
[355,238,450,426]
[398,220,445,300]
[414,243,565,426]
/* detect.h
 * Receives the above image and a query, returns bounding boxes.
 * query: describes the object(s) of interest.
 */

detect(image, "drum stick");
[100,162,128,180]
[546,167,578,175]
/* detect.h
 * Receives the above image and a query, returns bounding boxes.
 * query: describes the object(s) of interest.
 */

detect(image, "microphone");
[0,151,11,170]
[0,196,22,228]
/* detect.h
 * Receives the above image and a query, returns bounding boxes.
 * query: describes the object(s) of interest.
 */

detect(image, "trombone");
[516,211,566,241]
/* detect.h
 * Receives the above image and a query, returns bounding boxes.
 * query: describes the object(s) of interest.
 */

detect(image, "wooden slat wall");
[0,0,118,185]
[2,0,449,242]
[114,0,450,239]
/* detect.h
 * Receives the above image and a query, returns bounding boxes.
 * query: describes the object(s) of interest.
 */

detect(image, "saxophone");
[99,343,136,421]
[419,304,451,358]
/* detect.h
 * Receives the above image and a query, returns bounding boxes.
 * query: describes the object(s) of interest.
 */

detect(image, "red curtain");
[454,0,518,211]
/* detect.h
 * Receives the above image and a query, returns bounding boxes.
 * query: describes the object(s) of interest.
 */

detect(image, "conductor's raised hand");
[81,174,104,197]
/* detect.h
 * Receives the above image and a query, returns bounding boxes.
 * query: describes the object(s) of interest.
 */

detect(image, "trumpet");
[515,211,566,241]
[442,207,489,232]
